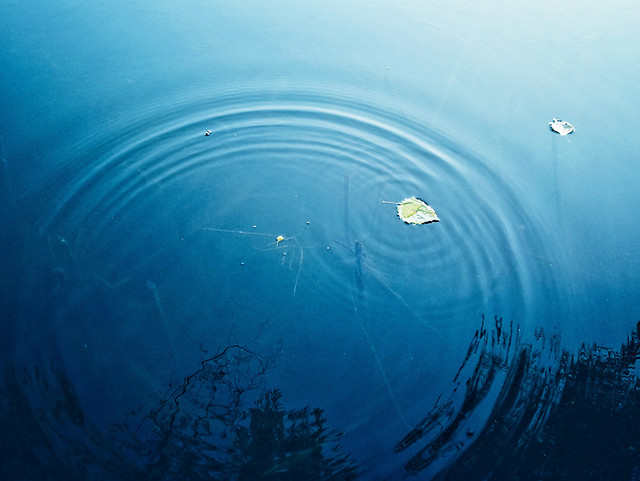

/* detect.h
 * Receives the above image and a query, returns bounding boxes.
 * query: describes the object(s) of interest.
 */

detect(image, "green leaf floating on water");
[383,197,439,225]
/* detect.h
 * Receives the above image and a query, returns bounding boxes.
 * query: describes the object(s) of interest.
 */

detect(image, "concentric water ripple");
[15,87,562,444]
[37,90,555,333]
[6,85,568,479]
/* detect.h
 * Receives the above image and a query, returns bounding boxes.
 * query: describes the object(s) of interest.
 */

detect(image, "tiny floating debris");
[204,130,212,136]
[383,197,439,225]
[549,118,574,135]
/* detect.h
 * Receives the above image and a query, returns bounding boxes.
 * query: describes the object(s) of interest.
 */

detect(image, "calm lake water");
[2,1,640,479]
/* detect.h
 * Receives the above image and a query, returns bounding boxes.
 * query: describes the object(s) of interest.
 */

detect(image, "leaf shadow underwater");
[338,175,449,431]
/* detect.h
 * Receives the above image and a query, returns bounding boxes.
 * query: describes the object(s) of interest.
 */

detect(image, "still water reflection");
[2,319,640,479]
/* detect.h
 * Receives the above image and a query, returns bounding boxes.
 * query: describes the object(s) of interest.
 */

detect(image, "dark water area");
[2,1,640,479]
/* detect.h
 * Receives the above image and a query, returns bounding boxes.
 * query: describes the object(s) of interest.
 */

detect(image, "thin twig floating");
[202,222,309,296]
[202,222,308,247]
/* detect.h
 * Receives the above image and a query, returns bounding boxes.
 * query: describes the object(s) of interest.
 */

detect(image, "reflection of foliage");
[10,316,640,481]
[126,345,270,479]
[394,315,529,473]
[133,344,358,480]
[234,390,357,481]
[140,344,273,479]
[0,345,358,481]
[396,316,640,480]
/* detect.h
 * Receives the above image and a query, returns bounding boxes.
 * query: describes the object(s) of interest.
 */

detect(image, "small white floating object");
[549,118,574,135]
[205,130,212,136]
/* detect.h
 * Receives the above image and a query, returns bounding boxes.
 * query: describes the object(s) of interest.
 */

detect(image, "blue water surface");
[2,1,640,479]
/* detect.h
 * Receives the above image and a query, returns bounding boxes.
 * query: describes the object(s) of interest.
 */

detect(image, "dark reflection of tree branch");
[396,316,640,480]
[1,344,359,481]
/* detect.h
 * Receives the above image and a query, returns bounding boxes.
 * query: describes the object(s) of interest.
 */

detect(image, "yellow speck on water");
[276,235,284,246]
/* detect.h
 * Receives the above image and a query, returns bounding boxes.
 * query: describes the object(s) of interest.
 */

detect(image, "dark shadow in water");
[0,344,358,481]
[396,315,640,480]
[3,312,640,480]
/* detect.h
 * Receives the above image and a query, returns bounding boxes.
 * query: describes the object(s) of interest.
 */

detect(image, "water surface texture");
[2,1,640,479]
